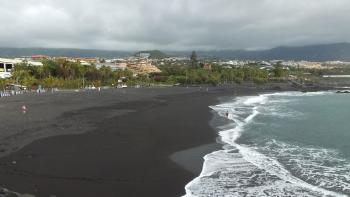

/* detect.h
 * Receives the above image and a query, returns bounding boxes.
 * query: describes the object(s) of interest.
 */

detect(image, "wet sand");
[0,84,295,197]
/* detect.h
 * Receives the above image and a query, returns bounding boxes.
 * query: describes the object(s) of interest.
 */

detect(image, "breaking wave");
[184,91,348,197]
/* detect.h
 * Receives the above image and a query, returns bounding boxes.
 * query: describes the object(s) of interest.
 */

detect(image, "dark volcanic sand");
[0,85,294,197]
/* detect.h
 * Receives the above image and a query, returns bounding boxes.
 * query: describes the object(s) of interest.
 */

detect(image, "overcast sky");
[0,0,349,51]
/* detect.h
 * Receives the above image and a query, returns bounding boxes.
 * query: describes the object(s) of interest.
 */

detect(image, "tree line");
[157,62,291,85]
[0,59,133,90]
[0,58,293,90]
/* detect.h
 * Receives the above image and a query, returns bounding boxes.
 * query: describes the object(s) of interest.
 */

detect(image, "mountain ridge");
[1,43,350,61]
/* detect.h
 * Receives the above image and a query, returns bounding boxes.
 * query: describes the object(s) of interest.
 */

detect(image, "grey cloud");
[0,0,349,50]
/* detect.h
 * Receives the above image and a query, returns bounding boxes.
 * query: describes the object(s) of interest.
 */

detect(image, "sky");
[0,0,349,51]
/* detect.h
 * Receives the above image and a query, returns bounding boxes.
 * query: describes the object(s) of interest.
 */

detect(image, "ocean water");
[184,91,350,197]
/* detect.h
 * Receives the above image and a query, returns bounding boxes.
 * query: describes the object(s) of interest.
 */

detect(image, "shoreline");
[0,84,312,196]
[183,89,348,196]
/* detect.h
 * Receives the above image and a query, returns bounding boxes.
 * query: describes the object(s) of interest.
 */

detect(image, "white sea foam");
[264,91,333,97]
[260,140,350,194]
[184,91,346,197]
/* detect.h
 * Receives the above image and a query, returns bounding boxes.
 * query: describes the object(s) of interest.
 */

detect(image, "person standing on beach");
[22,105,27,114]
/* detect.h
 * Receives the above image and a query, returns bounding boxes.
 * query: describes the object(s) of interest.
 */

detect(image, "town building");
[0,58,43,79]
[126,59,161,74]
[202,64,212,70]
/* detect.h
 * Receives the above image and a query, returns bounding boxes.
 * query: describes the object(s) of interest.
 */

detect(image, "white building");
[0,58,43,79]
[0,58,19,79]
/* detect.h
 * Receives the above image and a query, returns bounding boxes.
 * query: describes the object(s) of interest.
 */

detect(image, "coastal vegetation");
[158,64,271,85]
[0,57,303,90]
[0,60,132,90]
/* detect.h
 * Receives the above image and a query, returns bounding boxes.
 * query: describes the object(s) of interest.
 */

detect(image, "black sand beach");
[0,85,294,197]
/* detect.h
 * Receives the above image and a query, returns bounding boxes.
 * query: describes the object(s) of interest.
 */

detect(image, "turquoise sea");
[185,91,350,197]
